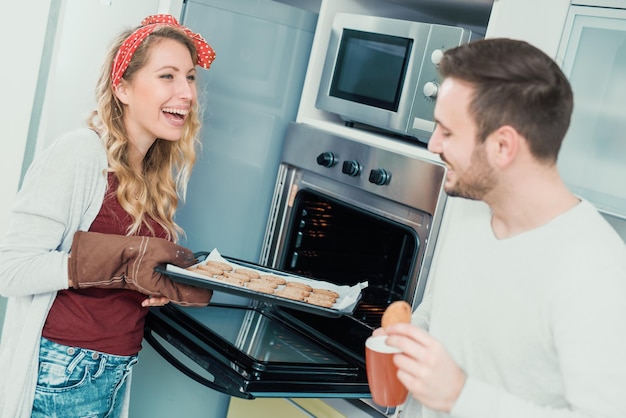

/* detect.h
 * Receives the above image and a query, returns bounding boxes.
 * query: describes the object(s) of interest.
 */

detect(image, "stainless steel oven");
[144,122,447,414]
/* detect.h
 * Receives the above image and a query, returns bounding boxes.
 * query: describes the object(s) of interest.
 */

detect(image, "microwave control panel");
[409,25,472,142]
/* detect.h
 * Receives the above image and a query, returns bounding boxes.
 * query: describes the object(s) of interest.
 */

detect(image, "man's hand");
[385,323,466,412]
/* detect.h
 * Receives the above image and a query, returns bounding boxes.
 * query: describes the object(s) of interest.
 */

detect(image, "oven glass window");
[330,29,412,111]
[280,189,419,326]
[179,305,348,366]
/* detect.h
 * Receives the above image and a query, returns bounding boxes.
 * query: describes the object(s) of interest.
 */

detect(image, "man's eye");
[434,124,450,137]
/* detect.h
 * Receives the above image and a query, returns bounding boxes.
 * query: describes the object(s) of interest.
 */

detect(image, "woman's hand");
[141,295,171,307]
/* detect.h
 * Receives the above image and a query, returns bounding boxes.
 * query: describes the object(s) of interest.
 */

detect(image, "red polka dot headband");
[111,14,216,88]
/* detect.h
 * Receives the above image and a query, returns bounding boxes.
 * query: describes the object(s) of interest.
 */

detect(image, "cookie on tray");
[235,268,261,280]
[259,274,287,286]
[249,278,278,289]
[311,288,340,299]
[245,280,275,294]
[195,264,225,276]
[205,260,233,272]
[212,274,244,287]
[285,281,313,292]
[305,294,335,308]
[223,271,251,282]
[275,287,308,301]
[307,291,336,303]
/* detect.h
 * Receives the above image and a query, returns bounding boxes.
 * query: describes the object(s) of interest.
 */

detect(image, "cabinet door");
[557,6,626,219]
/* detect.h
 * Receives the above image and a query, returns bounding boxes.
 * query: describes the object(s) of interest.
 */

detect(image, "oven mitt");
[68,231,212,306]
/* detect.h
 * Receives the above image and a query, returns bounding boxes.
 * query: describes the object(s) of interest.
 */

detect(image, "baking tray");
[156,250,367,318]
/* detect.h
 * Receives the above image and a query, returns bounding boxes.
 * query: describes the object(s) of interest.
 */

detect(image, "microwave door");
[144,304,371,398]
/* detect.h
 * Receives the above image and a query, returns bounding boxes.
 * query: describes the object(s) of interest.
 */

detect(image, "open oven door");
[144,302,372,399]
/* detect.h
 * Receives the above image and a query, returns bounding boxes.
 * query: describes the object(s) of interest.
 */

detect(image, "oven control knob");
[369,168,391,186]
[316,152,337,168]
[423,81,439,99]
[342,160,362,177]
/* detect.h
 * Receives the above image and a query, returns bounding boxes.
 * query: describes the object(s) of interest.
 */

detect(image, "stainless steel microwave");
[316,13,472,143]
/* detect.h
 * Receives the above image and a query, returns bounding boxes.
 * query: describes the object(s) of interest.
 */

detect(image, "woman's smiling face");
[115,37,197,152]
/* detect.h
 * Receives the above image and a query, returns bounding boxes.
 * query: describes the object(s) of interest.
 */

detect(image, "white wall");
[0,1,51,238]
[1,0,50,334]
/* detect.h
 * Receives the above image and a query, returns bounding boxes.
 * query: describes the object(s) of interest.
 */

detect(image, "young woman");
[0,15,216,418]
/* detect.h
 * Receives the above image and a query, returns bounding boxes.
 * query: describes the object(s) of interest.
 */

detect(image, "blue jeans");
[32,337,138,418]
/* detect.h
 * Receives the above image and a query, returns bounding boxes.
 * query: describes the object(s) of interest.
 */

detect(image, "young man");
[379,38,626,417]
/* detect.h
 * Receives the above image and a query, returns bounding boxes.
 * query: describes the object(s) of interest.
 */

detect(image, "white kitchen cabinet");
[556,5,626,220]
[485,0,570,55]
[486,0,626,226]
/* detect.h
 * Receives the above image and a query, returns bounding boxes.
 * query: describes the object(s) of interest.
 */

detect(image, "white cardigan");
[0,129,110,417]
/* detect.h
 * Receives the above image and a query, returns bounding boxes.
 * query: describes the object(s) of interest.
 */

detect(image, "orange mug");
[365,335,409,407]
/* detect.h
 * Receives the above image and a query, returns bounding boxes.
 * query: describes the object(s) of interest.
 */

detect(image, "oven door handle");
[144,324,254,399]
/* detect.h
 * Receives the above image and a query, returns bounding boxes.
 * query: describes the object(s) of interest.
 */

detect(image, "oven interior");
[281,188,419,324]
[269,185,428,362]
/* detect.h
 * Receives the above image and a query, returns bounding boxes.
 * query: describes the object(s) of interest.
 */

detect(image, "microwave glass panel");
[330,29,412,111]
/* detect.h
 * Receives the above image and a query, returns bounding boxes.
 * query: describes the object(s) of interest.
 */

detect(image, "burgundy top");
[42,173,168,356]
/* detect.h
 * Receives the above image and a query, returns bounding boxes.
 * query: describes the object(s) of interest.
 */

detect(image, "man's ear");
[113,81,130,105]
[487,125,519,169]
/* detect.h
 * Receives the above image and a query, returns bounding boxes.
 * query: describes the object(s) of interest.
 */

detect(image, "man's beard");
[444,144,496,201]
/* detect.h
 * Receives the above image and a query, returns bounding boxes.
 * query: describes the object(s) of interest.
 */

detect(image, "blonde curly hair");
[87,25,202,242]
